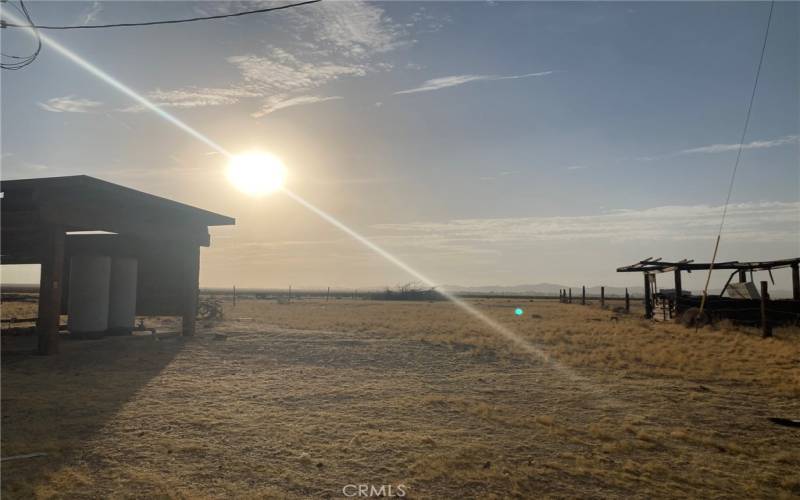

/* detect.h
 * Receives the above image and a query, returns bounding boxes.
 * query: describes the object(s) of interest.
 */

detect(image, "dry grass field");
[2,297,799,498]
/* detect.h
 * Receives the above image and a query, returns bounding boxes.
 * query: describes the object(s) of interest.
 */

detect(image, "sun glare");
[227,152,287,196]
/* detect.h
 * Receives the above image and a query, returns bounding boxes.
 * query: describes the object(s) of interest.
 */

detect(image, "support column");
[738,270,747,283]
[581,286,586,305]
[36,226,65,355]
[568,288,572,304]
[600,286,605,308]
[625,288,630,313]
[791,263,799,300]
[182,246,200,336]
[760,281,772,338]
[643,273,653,319]
[674,270,683,317]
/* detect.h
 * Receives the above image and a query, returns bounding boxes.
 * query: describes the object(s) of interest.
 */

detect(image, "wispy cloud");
[641,134,799,160]
[373,202,799,249]
[81,1,102,25]
[566,165,587,171]
[118,47,361,113]
[394,71,554,95]
[124,1,415,116]
[119,87,257,112]
[251,95,342,118]
[228,49,368,93]
[679,135,800,155]
[287,0,409,58]
[38,95,102,113]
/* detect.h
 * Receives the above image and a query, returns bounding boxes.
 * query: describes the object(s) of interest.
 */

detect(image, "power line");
[697,0,775,318]
[1,0,41,70]
[0,0,321,29]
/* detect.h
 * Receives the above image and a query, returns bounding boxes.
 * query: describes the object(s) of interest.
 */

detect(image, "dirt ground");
[2,298,799,499]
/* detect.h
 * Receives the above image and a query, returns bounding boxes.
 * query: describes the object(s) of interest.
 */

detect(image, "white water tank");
[108,257,138,332]
[67,255,112,335]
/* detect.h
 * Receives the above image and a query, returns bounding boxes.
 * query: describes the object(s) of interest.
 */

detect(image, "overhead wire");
[697,0,775,320]
[0,0,321,30]
[1,0,41,70]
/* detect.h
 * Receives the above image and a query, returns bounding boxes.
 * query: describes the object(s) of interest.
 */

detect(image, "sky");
[1,1,798,291]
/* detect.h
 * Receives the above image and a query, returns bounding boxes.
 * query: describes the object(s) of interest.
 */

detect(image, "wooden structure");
[617,257,800,325]
[1,176,235,354]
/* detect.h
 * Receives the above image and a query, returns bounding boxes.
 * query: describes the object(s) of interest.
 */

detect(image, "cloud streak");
[81,1,102,25]
[394,71,554,95]
[679,135,800,155]
[251,94,342,118]
[373,202,799,251]
[38,95,102,113]
[641,135,799,160]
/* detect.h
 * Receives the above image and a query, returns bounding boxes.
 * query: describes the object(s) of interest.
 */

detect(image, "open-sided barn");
[1,175,234,354]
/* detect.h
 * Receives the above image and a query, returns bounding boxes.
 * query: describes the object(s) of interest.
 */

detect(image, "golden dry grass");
[2,298,799,498]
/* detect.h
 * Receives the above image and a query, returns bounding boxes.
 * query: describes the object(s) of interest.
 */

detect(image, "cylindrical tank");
[108,257,138,333]
[67,255,111,335]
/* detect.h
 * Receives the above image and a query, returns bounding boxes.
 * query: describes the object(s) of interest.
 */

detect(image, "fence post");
[581,286,586,305]
[625,288,630,313]
[568,288,572,304]
[600,286,605,308]
[233,285,236,308]
[326,286,330,302]
[761,281,772,338]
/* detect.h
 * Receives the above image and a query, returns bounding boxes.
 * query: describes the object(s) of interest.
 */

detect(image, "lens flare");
[515,308,524,316]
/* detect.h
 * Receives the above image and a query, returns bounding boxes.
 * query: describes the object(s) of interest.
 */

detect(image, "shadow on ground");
[1,334,184,498]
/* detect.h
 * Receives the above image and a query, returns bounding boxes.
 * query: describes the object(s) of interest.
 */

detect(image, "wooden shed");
[617,257,800,326]
[1,175,235,354]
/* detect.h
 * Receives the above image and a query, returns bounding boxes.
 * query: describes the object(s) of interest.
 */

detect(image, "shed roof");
[617,257,800,274]
[1,176,234,261]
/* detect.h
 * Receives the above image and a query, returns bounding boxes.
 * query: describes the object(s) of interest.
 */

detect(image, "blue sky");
[1,1,798,290]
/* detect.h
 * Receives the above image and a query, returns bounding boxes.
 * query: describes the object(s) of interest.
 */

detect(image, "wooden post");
[600,286,605,308]
[791,263,800,300]
[738,270,747,283]
[233,285,236,308]
[673,270,682,317]
[36,226,65,355]
[643,274,653,319]
[326,286,330,302]
[760,281,772,338]
[568,288,572,304]
[581,286,586,305]
[181,246,200,336]
[625,288,630,313]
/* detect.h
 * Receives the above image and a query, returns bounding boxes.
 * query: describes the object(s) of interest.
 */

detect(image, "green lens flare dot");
[514,308,524,316]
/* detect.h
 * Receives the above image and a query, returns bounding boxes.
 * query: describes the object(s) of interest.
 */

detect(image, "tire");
[681,307,711,328]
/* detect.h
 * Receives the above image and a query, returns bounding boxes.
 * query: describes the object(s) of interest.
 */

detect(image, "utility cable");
[697,0,775,321]
[1,0,321,30]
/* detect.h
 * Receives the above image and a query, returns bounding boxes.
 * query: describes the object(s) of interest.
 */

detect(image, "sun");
[226,151,287,196]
